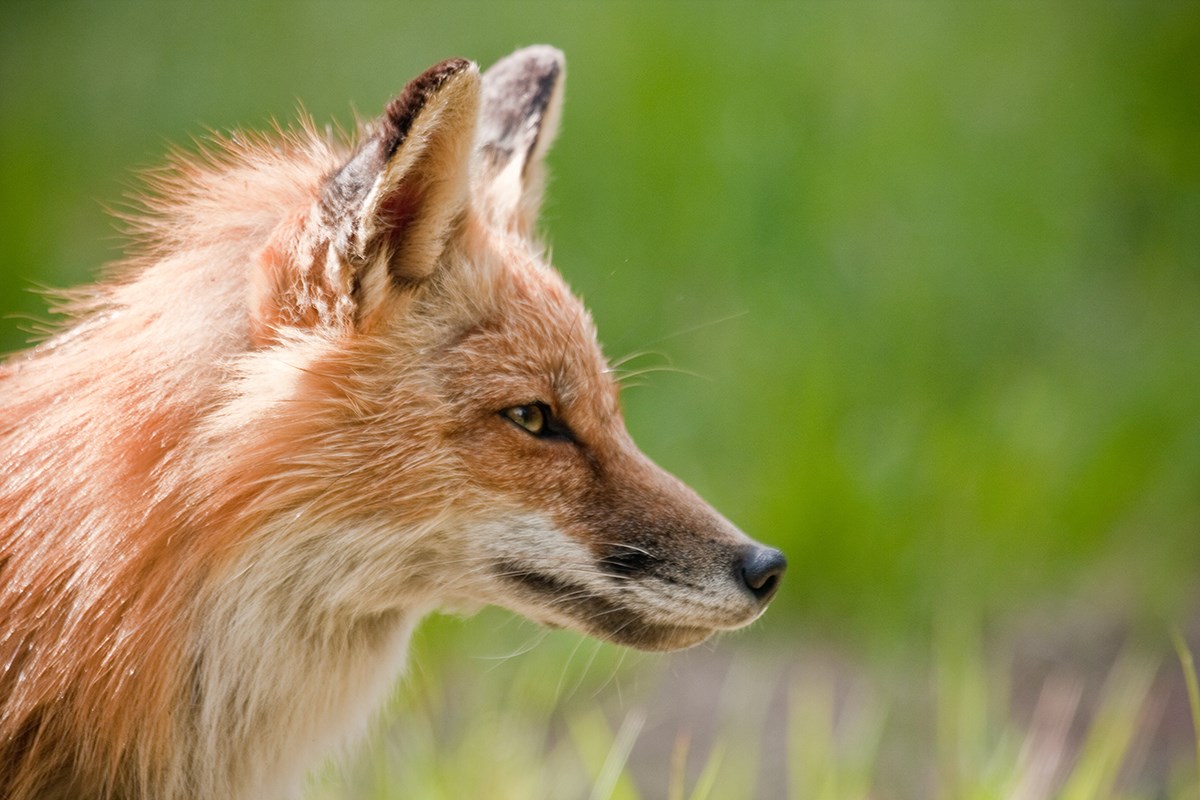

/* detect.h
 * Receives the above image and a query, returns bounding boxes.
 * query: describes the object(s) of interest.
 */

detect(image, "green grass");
[302,612,1192,799]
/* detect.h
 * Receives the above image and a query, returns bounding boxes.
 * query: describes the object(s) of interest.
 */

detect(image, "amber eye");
[501,402,576,442]
[503,404,547,436]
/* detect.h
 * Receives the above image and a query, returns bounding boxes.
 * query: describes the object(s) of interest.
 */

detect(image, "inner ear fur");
[252,58,480,343]
[352,59,481,286]
[475,45,565,236]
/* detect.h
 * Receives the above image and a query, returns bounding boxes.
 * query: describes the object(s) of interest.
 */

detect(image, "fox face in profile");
[0,47,784,799]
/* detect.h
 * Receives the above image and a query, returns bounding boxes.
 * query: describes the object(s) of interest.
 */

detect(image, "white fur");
[186,515,437,798]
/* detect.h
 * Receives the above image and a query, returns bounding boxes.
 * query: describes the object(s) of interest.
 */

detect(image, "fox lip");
[493,559,766,652]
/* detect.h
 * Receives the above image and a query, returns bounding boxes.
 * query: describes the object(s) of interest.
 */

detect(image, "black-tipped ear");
[475,45,565,236]
[252,58,480,343]
[327,58,480,286]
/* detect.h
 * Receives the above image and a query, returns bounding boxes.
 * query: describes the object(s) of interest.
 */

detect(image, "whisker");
[609,309,748,387]
[554,632,590,703]
[590,541,658,559]
[607,349,670,372]
[638,309,749,348]
[615,363,712,385]
[474,630,551,665]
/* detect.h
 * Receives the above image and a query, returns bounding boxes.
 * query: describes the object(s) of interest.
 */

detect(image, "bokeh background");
[2,2,1198,797]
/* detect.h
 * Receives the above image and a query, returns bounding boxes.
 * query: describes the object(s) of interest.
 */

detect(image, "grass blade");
[1172,630,1200,796]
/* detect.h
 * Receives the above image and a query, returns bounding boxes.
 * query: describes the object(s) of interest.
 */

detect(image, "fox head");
[221,47,785,653]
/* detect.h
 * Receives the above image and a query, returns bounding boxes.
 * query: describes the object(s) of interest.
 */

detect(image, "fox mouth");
[493,560,749,652]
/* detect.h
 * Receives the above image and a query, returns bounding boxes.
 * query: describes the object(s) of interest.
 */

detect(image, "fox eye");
[503,404,547,435]
[501,403,573,441]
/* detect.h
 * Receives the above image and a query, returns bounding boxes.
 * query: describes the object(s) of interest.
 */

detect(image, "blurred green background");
[4,1,1195,796]
[2,2,1199,792]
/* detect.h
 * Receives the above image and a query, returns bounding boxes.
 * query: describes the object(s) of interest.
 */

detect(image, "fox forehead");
[429,247,622,425]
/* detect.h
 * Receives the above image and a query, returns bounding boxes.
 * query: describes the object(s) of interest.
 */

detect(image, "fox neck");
[185,516,438,800]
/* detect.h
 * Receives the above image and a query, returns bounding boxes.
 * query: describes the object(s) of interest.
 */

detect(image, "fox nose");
[738,546,787,603]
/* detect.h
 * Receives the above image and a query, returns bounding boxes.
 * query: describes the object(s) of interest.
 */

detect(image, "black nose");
[739,546,787,602]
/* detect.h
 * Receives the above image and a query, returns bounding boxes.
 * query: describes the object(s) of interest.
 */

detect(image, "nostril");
[739,546,787,602]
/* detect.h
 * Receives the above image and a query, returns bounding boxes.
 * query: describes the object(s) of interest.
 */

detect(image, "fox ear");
[336,58,480,286]
[253,58,480,341]
[475,45,565,236]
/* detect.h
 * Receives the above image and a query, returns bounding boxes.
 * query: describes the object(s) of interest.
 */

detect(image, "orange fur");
[0,48,784,799]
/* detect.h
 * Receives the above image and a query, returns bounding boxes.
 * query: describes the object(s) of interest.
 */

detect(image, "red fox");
[0,46,785,799]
